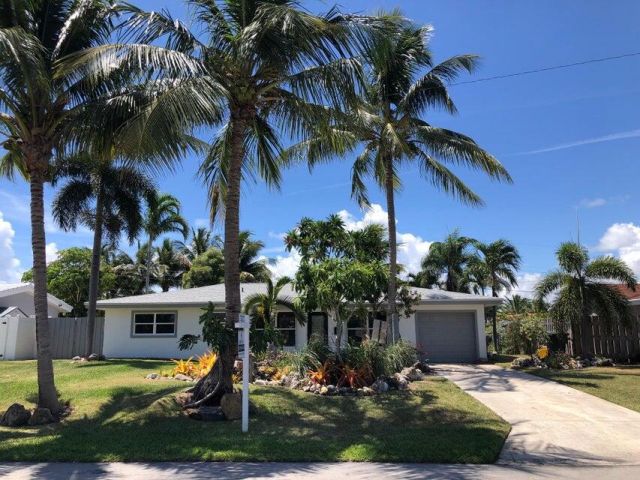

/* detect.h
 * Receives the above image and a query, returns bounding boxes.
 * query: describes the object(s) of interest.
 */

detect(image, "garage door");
[415,311,477,363]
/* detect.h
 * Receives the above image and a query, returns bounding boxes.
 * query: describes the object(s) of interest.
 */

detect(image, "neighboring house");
[0,283,72,361]
[0,283,72,318]
[95,283,502,363]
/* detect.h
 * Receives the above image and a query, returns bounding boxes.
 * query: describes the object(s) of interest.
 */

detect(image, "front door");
[307,312,328,342]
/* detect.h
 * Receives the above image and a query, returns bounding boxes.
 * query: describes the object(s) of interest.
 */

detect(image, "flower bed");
[510,347,614,371]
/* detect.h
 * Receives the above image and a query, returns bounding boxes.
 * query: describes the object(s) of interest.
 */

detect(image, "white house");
[95,283,502,363]
[0,283,72,361]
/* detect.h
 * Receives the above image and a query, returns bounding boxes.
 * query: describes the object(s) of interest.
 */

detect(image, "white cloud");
[268,204,432,278]
[580,198,607,208]
[508,273,544,299]
[0,210,22,283]
[266,250,301,279]
[597,223,640,275]
[517,128,640,155]
[46,242,59,264]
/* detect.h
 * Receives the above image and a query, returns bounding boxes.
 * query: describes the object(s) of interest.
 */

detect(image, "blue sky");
[1,0,640,296]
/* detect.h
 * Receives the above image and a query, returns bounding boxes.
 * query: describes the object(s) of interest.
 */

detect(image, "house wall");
[102,303,488,361]
[0,292,62,317]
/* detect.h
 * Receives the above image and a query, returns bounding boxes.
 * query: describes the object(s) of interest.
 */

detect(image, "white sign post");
[235,314,251,433]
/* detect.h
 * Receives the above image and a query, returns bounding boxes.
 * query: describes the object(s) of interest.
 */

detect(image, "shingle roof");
[0,282,72,312]
[95,282,502,308]
[610,284,640,300]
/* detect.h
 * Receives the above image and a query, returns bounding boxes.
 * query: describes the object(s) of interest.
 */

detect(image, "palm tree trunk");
[145,233,153,293]
[29,166,61,414]
[86,187,104,356]
[384,160,400,343]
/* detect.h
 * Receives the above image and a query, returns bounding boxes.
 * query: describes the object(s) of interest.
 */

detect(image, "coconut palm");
[52,154,155,354]
[75,0,371,405]
[155,238,191,292]
[421,231,477,293]
[179,227,215,261]
[143,192,188,292]
[501,295,533,315]
[473,239,521,352]
[535,242,636,356]
[0,0,125,414]
[293,19,511,340]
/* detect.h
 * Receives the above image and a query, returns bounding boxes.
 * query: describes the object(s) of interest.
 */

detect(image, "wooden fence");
[569,309,640,360]
[49,317,104,359]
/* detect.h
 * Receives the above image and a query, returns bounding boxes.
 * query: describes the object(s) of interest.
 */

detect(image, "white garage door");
[415,311,478,363]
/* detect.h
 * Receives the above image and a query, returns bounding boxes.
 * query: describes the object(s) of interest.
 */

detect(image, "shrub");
[383,340,418,375]
[502,315,549,354]
[343,340,385,377]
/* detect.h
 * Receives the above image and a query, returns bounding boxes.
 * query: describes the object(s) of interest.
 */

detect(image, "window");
[347,311,386,343]
[276,312,296,347]
[133,312,176,336]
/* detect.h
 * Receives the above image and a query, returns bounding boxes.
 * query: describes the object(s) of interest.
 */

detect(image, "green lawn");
[0,359,509,463]
[526,366,640,413]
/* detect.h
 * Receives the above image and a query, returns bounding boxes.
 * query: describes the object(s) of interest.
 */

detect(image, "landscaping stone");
[326,385,337,395]
[71,356,82,362]
[221,392,242,420]
[302,385,311,392]
[319,385,329,395]
[401,367,424,382]
[187,406,225,422]
[87,353,99,361]
[393,373,409,390]
[146,373,160,380]
[28,408,55,426]
[371,378,389,393]
[362,386,374,396]
[0,403,31,427]
[174,374,193,382]
[253,379,268,386]
[412,361,430,374]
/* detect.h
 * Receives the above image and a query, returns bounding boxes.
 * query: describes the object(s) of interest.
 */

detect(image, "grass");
[0,359,509,463]
[525,365,640,413]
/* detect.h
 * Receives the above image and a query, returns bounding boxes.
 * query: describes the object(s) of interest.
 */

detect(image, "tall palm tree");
[501,294,533,315]
[143,192,188,292]
[213,231,271,282]
[295,19,511,341]
[178,227,214,261]
[421,231,477,293]
[474,239,521,352]
[155,238,191,292]
[536,242,636,356]
[0,0,123,413]
[52,155,155,354]
[75,0,369,404]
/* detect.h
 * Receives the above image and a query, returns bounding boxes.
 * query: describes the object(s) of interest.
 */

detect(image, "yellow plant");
[536,345,549,360]
[232,372,241,384]
[196,351,218,378]
[273,365,291,381]
[172,357,195,377]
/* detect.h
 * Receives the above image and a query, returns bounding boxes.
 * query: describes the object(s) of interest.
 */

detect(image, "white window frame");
[131,311,178,337]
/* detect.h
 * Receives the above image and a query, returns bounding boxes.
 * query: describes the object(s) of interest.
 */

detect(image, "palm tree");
[501,294,533,315]
[295,19,511,341]
[474,239,521,352]
[155,238,191,292]
[213,230,271,282]
[243,276,305,348]
[0,0,125,414]
[421,231,477,293]
[536,242,636,356]
[143,193,188,292]
[179,227,214,261]
[77,1,369,404]
[52,155,155,355]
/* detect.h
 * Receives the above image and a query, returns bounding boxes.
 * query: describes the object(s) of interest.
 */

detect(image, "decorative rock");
[302,385,311,392]
[221,392,242,420]
[28,408,55,426]
[71,356,82,362]
[319,386,329,395]
[254,379,268,386]
[87,353,99,361]
[393,373,409,390]
[187,406,225,422]
[326,385,337,395]
[174,374,193,382]
[400,367,424,382]
[362,386,374,396]
[371,378,389,393]
[146,373,160,380]
[412,361,430,373]
[0,403,31,427]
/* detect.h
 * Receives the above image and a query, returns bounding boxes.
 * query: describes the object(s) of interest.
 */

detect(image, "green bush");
[344,340,386,377]
[502,315,549,355]
[383,340,419,375]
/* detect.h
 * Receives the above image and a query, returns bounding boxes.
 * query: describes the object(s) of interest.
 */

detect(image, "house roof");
[0,283,73,313]
[610,284,640,305]
[0,306,28,318]
[95,282,503,308]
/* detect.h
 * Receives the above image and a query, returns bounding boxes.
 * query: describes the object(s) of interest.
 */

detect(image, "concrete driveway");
[435,364,640,465]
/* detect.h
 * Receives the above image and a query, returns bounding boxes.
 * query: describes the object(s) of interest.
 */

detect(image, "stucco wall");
[103,303,488,361]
